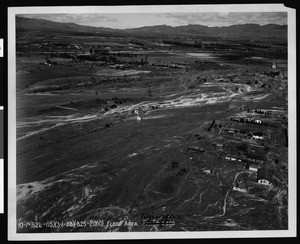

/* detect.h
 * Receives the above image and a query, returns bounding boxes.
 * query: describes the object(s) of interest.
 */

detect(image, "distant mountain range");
[16,16,287,40]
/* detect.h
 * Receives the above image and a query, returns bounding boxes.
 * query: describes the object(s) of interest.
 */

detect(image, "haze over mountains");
[16,16,287,40]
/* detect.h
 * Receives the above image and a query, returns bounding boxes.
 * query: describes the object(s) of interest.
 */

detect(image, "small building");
[258,178,272,186]
[233,182,247,193]
[253,132,264,140]
[188,146,205,153]
[257,168,272,187]
[246,164,259,172]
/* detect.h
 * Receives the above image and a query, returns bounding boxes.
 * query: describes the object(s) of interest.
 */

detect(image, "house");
[257,168,272,187]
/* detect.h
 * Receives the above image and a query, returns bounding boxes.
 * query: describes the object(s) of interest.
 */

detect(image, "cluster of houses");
[232,167,273,193]
[188,140,273,192]
[224,151,273,193]
[190,119,275,194]
[219,140,274,192]
[192,141,273,192]
[20,41,82,51]
[224,153,265,165]
[229,116,277,127]
[217,125,265,141]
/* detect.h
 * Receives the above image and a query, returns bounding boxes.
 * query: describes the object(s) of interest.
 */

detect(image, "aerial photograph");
[14,10,289,233]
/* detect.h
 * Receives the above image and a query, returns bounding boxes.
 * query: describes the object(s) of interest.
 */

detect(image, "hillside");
[16,16,118,35]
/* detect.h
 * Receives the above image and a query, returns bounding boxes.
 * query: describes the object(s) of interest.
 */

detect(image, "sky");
[19,12,287,29]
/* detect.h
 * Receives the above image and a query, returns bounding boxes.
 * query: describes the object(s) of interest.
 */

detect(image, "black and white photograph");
[7,4,296,240]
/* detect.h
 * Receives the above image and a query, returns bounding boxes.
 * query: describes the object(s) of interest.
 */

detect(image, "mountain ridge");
[16,16,287,40]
